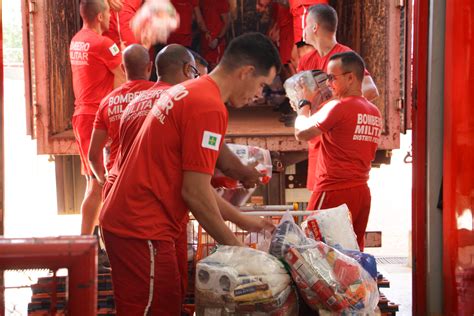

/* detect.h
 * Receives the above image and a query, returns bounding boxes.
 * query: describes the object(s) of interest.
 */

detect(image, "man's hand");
[296,77,318,105]
[239,161,262,189]
[108,0,123,11]
[238,215,275,233]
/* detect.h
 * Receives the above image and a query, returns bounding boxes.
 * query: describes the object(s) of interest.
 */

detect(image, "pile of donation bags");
[195,204,379,315]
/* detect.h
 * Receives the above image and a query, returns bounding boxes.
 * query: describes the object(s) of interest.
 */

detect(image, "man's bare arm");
[88,128,108,185]
[362,75,379,101]
[111,66,126,88]
[182,171,242,246]
[294,105,322,141]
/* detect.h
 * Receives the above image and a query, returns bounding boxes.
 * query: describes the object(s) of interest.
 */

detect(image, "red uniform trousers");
[176,219,189,301]
[72,114,101,177]
[307,184,371,250]
[102,229,182,315]
[200,35,226,67]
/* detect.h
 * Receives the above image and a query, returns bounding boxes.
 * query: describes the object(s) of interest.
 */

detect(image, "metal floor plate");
[376,256,408,265]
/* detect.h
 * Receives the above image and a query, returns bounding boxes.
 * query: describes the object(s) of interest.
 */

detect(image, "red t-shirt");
[289,0,328,43]
[200,0,230,37]
[70,28,122,116]
[105,0,142,47]
[167,0,199,46]
[297,43,370,190]
[93,79,154,171]
[313,96,382,192]
[100,75,227,241]
[102,81,171,199]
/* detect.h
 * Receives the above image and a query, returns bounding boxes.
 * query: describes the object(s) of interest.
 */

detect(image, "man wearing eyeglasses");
[296,4,379,203]
[294,51,382,250]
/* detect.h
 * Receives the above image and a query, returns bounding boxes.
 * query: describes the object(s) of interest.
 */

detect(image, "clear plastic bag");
[333,245,378,280]
[269,213,378,314]
[212,144,273,206]
[301,204,360,251]
[195,246,297,315]
[285,243,379,314]
[244,231,273,253]
[283,70,333,112]
[269,211,316,260]
[131,0,179,46]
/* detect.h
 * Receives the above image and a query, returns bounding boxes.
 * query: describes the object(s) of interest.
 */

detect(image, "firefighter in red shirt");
[199,0,231,68]
[294,51,382,250]
[88,44,154,185]
[69,0,125,235]
[297,4,379,198]
[99,33,281,315]
[104,0,143,48]
[167,0,206,47]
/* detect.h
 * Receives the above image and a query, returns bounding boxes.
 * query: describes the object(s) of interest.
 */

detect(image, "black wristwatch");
[298,99,311,109]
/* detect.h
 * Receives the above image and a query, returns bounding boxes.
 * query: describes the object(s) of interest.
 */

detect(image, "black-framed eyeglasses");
[183,61,200,79]
[327,71,351,82]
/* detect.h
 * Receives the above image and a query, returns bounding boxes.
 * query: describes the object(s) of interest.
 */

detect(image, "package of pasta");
[195,246,297,315]
[284,242,379,314]
[300,204,360,251]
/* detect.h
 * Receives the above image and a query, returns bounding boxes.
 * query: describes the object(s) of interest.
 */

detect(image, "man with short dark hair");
[297,3,379,198]
[88,44,153,186]
[294,51,382,250]
[99,33,281,315]
[70,0,125,235]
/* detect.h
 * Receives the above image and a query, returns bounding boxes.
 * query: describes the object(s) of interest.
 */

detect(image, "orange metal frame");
[0,237,97,316]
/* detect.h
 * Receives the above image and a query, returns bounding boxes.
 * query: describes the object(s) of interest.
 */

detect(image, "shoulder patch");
[109,43,120,56]
[201,131,222,151]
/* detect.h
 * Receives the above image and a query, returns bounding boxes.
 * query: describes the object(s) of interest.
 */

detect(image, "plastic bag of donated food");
[269,211,317,259]
[195,246,297,315]
[284,242,379,313]
[212,144,273,206]
[300,204,359,251]
[284,70,333,113]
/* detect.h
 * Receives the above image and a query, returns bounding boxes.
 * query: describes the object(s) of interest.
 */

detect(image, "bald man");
[89,44,154,186]
[70,0,126,235]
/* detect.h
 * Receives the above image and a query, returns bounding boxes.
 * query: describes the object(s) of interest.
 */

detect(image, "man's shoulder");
[333,43,354,54]
[298,50,319,69]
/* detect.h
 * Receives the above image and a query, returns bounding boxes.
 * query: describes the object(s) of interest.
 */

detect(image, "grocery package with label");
[300,204,360,251]
[270,213,379,314]
[283,70,333,113]
[195,246,298,316]
[212,144,273,206]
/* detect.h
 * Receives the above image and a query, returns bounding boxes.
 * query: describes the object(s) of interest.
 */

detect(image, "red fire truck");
[0,0,473,315]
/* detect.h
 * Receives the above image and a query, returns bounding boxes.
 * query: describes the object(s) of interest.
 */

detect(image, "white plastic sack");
[301,204,359,251]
